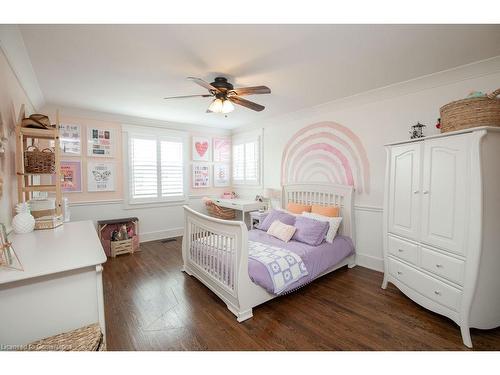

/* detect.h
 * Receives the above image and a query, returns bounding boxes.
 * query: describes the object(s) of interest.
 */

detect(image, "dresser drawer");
[420,247,465,286]
[388,257,461,311]
[387,235,419,266]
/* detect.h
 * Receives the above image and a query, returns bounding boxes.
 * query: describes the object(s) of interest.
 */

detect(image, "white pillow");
[301,212,342,243]
[267,220,296,243]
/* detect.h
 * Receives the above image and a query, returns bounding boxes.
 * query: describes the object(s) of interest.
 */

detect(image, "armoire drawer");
[387,235,419,266]
[388,257,461,312]
[420,247,465,286]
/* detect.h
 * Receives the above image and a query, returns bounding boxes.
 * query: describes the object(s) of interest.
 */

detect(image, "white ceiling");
[20,24,500,129]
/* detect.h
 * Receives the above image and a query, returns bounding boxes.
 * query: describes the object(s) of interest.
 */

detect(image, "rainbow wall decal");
[281,122,370,193]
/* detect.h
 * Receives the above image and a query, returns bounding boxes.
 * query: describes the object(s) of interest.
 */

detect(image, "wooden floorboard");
[103,238,500,350]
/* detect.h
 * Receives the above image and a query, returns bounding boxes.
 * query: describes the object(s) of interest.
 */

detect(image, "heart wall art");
[192,136,211,162]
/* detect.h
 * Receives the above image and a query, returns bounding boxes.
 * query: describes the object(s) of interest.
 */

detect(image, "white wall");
[0,46,35,229]
[234,57,500,272]
[69,196,207,242]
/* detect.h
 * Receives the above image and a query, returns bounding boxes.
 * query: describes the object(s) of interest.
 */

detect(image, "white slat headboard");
[282,183,355,241]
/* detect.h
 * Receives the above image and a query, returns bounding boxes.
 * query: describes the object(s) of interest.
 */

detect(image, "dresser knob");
[423,190,429,195]
[436,264,443,268]
[434,290,441,296]
[398,249,404,252]
[413,190,419,194]
[397,271,402,275]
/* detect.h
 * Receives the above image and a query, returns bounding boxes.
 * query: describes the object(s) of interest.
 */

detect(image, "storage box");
[110,238,134,258]
[35,215,63,230]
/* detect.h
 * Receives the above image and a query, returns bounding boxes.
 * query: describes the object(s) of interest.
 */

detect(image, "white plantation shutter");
[130,137,158,199]
[232,134,261,185]
[160,140,183,197]
[127,129,186,204]
[245,141,259,183]
[233,143,245,182]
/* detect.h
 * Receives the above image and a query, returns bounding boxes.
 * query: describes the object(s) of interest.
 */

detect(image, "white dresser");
[382,126,500,348]
[0,220,107,347]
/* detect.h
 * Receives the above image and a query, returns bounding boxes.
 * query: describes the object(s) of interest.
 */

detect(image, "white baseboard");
[140,227,183,243]
[356,253,384,272]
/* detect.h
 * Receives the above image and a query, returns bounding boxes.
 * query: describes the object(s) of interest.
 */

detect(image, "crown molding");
[232,55,500,134]
[0,25,45,110]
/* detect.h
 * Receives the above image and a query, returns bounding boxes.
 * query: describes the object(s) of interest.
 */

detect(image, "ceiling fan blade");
[163,94,212,100]
[187,77,220,92]
[229,96,265,112]
[230,86,271,96]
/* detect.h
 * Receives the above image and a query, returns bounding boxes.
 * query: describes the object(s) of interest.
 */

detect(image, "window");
[125,127,187,205]
[232,133,261,185]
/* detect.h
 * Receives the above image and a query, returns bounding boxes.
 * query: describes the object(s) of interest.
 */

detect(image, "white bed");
[181,183,356,322]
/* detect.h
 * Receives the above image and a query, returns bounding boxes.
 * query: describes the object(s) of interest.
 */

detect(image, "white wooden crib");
[181,183,356,322]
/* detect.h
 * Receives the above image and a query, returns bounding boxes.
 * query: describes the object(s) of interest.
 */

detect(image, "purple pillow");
[257,209,296,231]
[292,216,330,246]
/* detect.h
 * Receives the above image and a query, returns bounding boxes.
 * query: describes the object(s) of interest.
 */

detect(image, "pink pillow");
[267,220,296,243]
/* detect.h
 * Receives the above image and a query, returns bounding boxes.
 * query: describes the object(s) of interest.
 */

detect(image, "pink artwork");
[53,160,82,193]
[213,137,231,162]
[281,122,370,193]
[192,136,211,161]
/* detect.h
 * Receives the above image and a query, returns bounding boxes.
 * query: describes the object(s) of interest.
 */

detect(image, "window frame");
[232,129,263,187]
[123,125,189,208]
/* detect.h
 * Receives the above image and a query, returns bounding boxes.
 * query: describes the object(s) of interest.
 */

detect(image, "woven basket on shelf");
[24,146,55,174]
[440,88,500,133]
[205,201,236,220]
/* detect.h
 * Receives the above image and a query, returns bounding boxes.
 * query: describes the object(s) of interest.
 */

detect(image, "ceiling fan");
[163,77,271,114]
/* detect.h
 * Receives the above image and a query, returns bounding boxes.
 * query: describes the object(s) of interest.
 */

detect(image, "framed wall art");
[213,137,231,163]
[213,163,230,187]
[59,123,82,155]
[192,163,210,188]
[88,127,114,157]
[54,160,82,193]
[87,161,116,192]
[192,136,211,162]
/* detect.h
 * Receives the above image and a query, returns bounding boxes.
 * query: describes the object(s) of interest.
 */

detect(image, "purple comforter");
[248,229,355,294]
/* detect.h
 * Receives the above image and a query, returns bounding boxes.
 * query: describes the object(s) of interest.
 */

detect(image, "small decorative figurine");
[118,224,129,241]
[255,195,264,202]
[410,122,426,139]
[111,230,119,241]
[435,118,441,130]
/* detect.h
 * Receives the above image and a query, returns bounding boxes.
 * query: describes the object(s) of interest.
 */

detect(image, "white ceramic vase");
[12,202,35,234]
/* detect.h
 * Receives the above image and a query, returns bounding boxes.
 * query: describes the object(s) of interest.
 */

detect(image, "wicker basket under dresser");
[382,126,500,348]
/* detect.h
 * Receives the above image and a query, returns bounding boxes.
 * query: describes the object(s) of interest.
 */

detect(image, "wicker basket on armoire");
[439,88,500,133]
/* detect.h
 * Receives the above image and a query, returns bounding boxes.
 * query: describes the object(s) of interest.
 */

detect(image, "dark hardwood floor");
[102,238,500,350]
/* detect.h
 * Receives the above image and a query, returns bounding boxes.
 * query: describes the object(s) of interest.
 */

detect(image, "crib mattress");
[189,229,354,295]
[248,229,354,294]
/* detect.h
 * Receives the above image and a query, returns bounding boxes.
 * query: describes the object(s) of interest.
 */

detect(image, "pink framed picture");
[55,160,82,193]
[192,136,211,162]
[213,137,231,163]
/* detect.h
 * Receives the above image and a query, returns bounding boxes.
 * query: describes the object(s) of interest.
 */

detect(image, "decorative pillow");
[292,216,330,246]
[302,212,343,243]
[257,209,296,231]
[287,202,312,214]
[311,204,340,217]
[267,220,296,243]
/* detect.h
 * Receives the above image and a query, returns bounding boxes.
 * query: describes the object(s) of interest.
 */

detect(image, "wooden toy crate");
[110,238,134,258]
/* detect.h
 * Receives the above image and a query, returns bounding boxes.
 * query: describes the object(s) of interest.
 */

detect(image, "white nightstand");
[249,211,268,230]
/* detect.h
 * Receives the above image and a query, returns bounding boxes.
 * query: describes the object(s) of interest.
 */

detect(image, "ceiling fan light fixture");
[208,98,223,113]
[221,99,235,114]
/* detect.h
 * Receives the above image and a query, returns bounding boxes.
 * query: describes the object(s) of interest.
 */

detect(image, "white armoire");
[382,126,500,348]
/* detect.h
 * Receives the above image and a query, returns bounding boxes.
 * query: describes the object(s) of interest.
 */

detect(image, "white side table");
[249,211,269,230]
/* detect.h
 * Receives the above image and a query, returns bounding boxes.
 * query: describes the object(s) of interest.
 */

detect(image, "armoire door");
[388,143,422,240]
[421,135,469,255]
